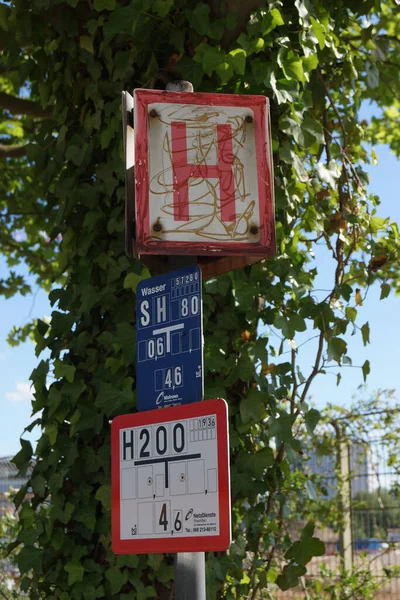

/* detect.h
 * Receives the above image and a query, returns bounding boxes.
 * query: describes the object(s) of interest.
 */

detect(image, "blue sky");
[1,103,399,457]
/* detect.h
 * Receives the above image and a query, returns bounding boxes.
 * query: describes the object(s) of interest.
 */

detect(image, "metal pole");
[174,552,206,600]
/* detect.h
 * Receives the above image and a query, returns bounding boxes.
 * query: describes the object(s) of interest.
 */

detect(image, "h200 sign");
[111,399,231,554]
[136,265,203,412]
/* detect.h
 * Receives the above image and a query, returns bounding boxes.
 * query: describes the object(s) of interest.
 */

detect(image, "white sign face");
[134,89,275,257]
[120,415,219,540]
[112,399,231,554]
[147,102,259,244]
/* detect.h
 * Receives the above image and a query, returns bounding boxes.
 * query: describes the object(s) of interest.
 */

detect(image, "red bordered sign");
[112,399,231,554]
[134,89,275,257]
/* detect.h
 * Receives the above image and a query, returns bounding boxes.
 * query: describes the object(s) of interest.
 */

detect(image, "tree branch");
[0,91,52,119]
[0,143,28,158]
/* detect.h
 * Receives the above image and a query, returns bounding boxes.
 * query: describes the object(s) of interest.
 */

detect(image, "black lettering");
[122,429,134,461]
[139,428,150,458]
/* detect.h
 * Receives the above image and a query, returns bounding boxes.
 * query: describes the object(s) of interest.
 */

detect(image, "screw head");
[153,222,162,232]
[250,224,259,235]
[245,115,253,124]
[179,473,185,482]
[149,109,158,118]
[147,477,153,486]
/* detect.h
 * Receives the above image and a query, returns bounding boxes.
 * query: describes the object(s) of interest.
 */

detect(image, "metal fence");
[275,422,400,599]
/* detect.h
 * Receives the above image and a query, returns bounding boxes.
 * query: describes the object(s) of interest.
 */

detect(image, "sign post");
[120,82,275,598]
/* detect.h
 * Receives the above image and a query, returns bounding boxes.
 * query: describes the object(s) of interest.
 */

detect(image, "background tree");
[1,0,400,598]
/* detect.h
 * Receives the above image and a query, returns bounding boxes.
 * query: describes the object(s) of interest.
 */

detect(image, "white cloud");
[5,382,33,403]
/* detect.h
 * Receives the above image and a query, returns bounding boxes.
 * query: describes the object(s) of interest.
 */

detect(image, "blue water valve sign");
[136,265,203,412]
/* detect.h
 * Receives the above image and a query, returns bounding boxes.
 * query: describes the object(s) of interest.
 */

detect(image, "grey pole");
[174,552,206,600]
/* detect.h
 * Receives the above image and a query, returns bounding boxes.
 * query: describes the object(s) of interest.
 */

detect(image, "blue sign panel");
[136,265,203,412]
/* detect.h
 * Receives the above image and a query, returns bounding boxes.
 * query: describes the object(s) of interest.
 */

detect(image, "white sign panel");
[112,399,230,554]
[134,89,275,257]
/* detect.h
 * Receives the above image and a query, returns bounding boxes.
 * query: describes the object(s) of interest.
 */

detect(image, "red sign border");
[134,89,275,257]
[111,399,231,554]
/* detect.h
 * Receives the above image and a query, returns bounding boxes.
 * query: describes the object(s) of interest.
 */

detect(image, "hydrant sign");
[136,265,203,412]
[111,399,231,554]
[134,89,275,257]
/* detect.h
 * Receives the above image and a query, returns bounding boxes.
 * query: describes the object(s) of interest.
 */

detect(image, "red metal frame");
[134,89,275,256]
[111,399,231,554]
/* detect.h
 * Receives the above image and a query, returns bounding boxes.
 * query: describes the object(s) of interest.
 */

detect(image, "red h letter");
[171,122,236,222]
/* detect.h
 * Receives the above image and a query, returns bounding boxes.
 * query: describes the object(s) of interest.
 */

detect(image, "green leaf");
[240,389,265,424]
[380,283,390,299]
[276,564,307,591]
[193,43,223,77]
[237,447,274,478]
[54,360,76,383]
[216,61,234,84]
[105,567,128,595]
[79,35,94,54]
[18,546,43,575]
[279,49,305,83]
[362,359,370,382]
[95,484,111,511]
[361,322,370,346]
[175,56,204,89]
[301,117,325,145]
[305,409,320,435]
[229,48,246,75]
[64,559,84,586]
[123,272,143,293]
[12,439,33,473]
[317,160,341,188]
[94,0,116,9]
[327,337,347,362]
[291,152,309,182]
[45,423,58,445]
[345,306,357,323]
[269,412,296,443]
[300,520,315,540]
[305,479,317,501]
[285,537,325,565]
[152,0,174,18]
[310,16,325,49]
[262,8,284,35]
[31,474,46,497]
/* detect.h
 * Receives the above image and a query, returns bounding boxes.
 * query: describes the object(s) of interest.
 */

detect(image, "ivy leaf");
[64,559,84,586]
[95,484,112,511]
[310,16,326,49]
[105,567,128,595]
[175,56,204,89]
[193,43,223,77]
[94,0,116,9]
[278,49,305,83]
[229,48,246,75]
[124,272,143,293]
[12,439,33,474]
[54,360,76,383]
[17,546,43,575]
[262,8,284,35]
